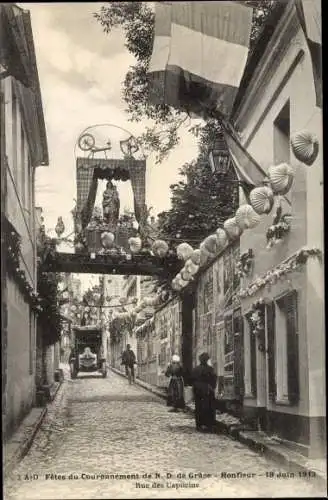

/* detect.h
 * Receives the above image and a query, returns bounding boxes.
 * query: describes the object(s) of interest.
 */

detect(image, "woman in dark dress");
[191,352,217,432]
[165,355,185,412]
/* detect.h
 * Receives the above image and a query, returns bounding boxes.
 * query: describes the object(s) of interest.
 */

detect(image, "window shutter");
[285,292,299,403]
[266,302,276,398]
[247,315,257,397]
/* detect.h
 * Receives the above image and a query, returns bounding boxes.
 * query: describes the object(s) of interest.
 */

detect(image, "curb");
[4,407,47,477]
[110,367,327,488]
[4,380,64,477]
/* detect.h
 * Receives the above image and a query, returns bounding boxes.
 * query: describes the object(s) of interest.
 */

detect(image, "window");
[274,100,290,164]
[21,122,26,208]
[250,323,257,397]
[12,91,18,184]
[276,291,299,404]
[266,302,276,399]
[29,311,33,375]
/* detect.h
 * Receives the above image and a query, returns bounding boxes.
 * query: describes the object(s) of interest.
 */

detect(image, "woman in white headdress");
[165,354,185,412]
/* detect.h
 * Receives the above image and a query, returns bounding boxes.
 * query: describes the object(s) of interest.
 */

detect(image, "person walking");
[121,344,136,383]
[190,352,217,432]
[165,354,185,412]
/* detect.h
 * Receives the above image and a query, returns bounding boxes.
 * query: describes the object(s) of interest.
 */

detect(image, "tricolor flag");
[294,0,322,108]
[222,122,267,188]
[148,1,254,118]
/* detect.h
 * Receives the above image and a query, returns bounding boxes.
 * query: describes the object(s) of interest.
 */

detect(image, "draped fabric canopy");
[76,157,147,230]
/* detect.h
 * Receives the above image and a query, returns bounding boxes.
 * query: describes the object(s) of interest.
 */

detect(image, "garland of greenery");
[6,228,43,313]
[239,247,321,299]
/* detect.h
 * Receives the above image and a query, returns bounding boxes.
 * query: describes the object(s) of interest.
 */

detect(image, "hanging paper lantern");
[70,305,77,313]
[100,231,115,249]
[181,267,192,281]
[249,186,274,215]
[128,237,142,253]
[215,228,228,250]
[268,163,294,195]
[203,234,219,255]
[185,259,199,276]
[176,242,193,261]
[199,243,211,266]
[176,273,189,287]
[190,249,201,265]
[223,217,242,240]
[152,239,169,258]
[84,306,90,313]
[235,204,261,230]
[171,279,181,291]
[290,130,319,166]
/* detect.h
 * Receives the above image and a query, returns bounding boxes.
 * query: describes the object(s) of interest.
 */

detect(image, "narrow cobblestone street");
[4,370,324,499]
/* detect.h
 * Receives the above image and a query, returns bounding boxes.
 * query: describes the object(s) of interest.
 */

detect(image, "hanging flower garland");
[6,229,43,313]
[266,205,292,249]
[239,247,321,298]
[249,299,266,350]
[236,249,254,278]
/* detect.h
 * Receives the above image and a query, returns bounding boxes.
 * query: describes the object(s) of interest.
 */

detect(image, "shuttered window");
[250,326,257,397]
[266,302,276,399]
[284,292,299,403]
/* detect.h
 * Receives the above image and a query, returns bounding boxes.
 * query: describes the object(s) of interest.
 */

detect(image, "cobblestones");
[4,370,325,499]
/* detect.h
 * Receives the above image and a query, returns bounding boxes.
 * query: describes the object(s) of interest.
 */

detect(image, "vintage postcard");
[2,1,326,499]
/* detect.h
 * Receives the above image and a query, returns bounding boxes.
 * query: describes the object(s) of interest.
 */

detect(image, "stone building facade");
[231,1,324,457]
[1,4,48,437]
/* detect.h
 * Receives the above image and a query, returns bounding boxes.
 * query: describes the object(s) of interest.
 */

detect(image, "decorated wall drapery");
[76,158,147,230]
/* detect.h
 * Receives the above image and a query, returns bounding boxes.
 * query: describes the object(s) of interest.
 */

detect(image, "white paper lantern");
[185,259,199,276]
[176,242,193,261]
[190,249,201,265]
[181,267,192,281]
[268,163,294,195]
[152,239,169,258]
[203,234,219,255]
[249,186,274,215]
[215,228,228,249]
[235,204,261,230]
[223,217,242,240]
[128,236,142,253]
[291,130,319,166]
[199,243,211,266]
[100,231,115,249]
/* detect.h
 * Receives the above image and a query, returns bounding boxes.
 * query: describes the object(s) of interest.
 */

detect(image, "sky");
[23,2,200,242]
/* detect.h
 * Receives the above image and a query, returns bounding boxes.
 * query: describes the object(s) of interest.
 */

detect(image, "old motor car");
[69,325,108,379]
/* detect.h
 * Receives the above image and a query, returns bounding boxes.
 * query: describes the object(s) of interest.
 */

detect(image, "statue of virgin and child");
[102,180,120,230]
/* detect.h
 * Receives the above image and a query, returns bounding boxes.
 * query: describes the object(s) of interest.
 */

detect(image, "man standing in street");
[121,344,136,383]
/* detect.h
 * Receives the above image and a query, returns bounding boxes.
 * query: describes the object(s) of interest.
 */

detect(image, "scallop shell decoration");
[268,163,294,195]
[223,217,242,240]
[190,249,201,265]
[215,228,228,249]
[176,242,193,261]
[291,130,319,166]
[235,204,261,230]
[249,186,274,215]
[152,239,169,258]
